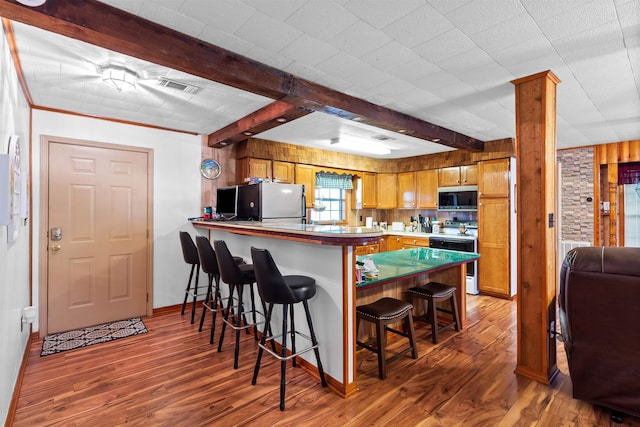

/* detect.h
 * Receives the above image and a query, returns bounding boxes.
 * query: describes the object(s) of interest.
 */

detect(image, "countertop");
[191,219,382,245]
[356,247,480,289]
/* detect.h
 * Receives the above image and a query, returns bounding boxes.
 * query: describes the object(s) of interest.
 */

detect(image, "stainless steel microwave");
[437,185,478,211]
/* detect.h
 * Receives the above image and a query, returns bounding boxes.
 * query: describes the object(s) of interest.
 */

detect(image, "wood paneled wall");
[236,137,515,174]
[593,139,640,246]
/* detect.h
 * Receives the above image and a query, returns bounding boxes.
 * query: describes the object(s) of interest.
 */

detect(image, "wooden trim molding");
[5,332,35,426]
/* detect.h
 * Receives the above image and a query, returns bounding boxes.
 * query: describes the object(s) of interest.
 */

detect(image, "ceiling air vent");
[371,134,395,141]
[156,77,201,94]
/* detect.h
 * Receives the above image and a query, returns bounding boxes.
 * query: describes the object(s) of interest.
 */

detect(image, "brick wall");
[557,147,594,243]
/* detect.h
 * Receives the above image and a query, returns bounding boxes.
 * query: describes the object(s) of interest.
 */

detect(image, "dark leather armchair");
[559,246,640,417]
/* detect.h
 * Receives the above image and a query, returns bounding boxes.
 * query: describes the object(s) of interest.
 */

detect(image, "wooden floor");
[12,295,640,426]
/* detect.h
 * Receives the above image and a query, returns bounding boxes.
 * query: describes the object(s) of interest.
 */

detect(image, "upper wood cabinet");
[361,172,377,209]
[461,164,478,185]
[376,173,397,209]
[237,157,271,183]
[295,164,315,208]
[439,164,478,186]
[397,172,416,208]
[478,159,510,198]
[272,161,294,183]
[416,169,438,209]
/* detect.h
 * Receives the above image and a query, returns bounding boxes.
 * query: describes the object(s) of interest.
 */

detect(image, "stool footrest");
[258,330,319,361]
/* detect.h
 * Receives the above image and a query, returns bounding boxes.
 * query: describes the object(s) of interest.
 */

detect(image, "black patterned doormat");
[41,317,148,356]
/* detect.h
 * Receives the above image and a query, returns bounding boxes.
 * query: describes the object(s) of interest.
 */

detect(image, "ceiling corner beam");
[0,0,484,152]
[207,101,311,148]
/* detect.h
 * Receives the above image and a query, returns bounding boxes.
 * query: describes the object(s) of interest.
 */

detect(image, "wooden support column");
[512,70,561,384]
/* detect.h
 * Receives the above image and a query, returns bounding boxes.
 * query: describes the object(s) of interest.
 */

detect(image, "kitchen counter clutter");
[356,247,479,289]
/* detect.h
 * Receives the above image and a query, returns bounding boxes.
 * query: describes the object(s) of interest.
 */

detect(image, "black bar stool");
[195,236,244,344]
[179,231,202,324]
[356,297,418,380]
[214,240,264,369]
[250,247,327,411]
[408,282,460,344]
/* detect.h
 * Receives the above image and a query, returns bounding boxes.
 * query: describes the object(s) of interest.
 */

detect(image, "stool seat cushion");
[357,297,413,321]
[408,282,455,298]
[283,275,316,302]
[238,263,256,283]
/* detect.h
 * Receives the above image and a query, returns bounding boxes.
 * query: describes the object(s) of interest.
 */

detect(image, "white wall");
[0,28,32,425]
[32,110,203,318]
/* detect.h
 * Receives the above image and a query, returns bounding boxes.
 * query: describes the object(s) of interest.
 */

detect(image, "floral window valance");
[315,171,354,190]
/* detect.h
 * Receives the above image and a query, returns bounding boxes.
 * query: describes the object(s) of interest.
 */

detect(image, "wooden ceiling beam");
[207,101,311,148]
[0,0,484,152]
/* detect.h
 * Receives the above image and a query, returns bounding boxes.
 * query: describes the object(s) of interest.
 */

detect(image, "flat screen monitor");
[216,185,238,219]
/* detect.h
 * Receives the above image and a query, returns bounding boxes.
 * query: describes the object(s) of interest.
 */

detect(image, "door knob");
[51,244,61,251]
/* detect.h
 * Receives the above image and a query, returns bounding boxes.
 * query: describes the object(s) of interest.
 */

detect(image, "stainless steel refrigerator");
[237,182,306,222]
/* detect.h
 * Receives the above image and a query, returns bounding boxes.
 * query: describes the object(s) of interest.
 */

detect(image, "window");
[311,188,346,223]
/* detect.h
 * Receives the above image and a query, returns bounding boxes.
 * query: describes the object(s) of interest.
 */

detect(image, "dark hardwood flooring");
[12,295,640,426]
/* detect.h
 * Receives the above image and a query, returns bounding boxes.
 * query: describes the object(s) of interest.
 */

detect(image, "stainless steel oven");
[429,235,478,295]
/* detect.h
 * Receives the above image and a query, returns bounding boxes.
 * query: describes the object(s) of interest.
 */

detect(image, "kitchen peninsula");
[191,220,479,397]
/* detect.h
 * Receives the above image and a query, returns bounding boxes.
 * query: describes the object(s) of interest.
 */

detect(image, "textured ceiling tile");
[382,4,453,47]
[343,0,424,29]
[473,13,543,53]
[387,57,440,82]
[328,20,392,56]
[361,41,422,73]
[413,28,475,63]
[239,0,307,21]
[519,0,592,22]
[137,2,206,38]
[427,0,474,15]
[179,0,256,34]
[279,34,339,67]
[235,11,302,51]
[444,0,526,36]
[536,1,618,41]
[285,2,359,41]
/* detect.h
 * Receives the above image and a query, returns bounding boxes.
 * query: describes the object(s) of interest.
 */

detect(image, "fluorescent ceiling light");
[330,138,391,155]
[101,65,137,92]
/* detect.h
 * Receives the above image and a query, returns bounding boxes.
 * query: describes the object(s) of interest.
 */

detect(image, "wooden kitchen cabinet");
[361,172,377,209]
[376,173,397,209]
[477,157,512,298]
[237,157,271,183]
[478,158,510,198]
[272,161,294,183]
[400,236,429,249]
[417,169,438,209]
[439,164,478,186]
[477,197,510,297]
[461,164,478,185]
[397,172,416,208]
[355,243,379,256]
[385,235,403,251]
[295,164,315,208]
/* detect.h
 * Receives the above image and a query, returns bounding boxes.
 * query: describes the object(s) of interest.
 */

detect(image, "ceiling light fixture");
[276,117,287,123]
[330,138,391,156]
[15,0,46,6]
[243,131,253,136]
[101,65,137,92]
